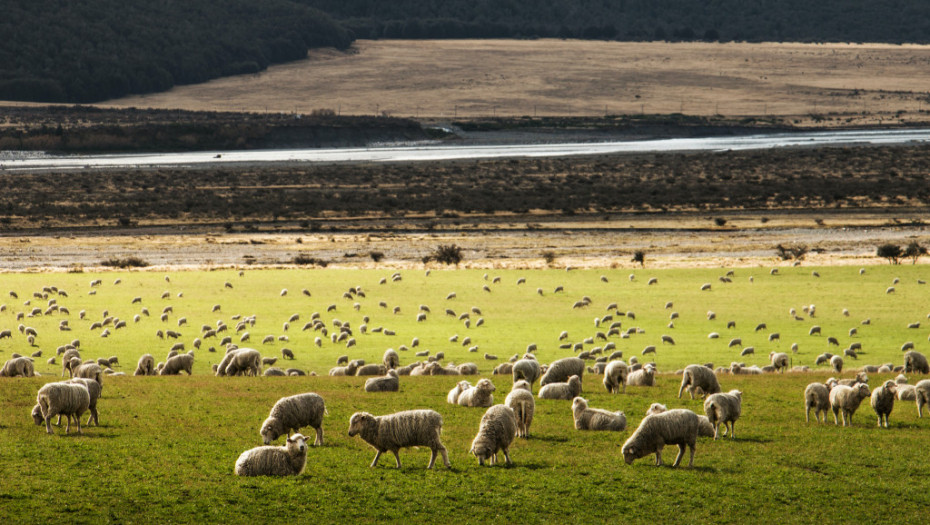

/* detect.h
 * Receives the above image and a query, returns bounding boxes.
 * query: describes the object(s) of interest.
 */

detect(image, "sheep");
[356,364,387,376]
[505,380,535,438]
[281,348,294,360]
[829,383,871,426]
[382,349,400,370]
[458,378,496,407]
[235,433,308,477]
[538,375,582,400]
[831,355,844,373]
[870,380,897,428]
[470,404,518,466]
[260,392,326,446]
[493,362,514,375]
[678,364,721,399]
[769,352,789,373]
[456,363,478,375]
[347,410,450,469]
[703,390,742,439]
[627,364,656,387]
[804,382,833,423]
[221,348,262,377]
[539,357,584,387]
[160,352,194,375]
[603,360,628,394]
[73,361,103,387]
[904,351,930,374]
[67,377,101,426]
[572,397,626,431]
[512,358,541,387]
[329,360,360,377]
[646,403,716,437]
[32,381,90,434]
[447,380,473,405]
[134,354,155,376]
[622,409,700,468]
[0,356,35,377]
[365,370,400,392]
[916,380,930,417]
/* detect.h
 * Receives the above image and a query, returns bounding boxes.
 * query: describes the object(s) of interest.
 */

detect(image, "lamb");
[469,404,518,465]
[0,356,35,377]
[347,409,451,469]
[160,352,194,375]
[447,380,473,405]
[622,409,700,468]
[572,397,626,431]
[804,382,834,423]
[505,380,535,438]
[870,380,897,428]
[678,364,721,399]
[32,381,90,434]
[383,349,400,370]
[916,380,930,417]
[703,390,742,439]
[235,433,308,477]
[627,364,656,386]
[221,348,262,376]
[538,375,582,400]
[603,360,628,394]
[458,378,496,407]
[134,354,156,376]
[769,352,789,373]
[904,351,929,374]
[539,357,584,386]
[512,358,542,386]
[67,377,101,426]
[829,383,871,426]
[260,392,326,445]
[365,370,400,392]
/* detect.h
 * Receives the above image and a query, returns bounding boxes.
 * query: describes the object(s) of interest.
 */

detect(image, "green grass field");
[2,265,929,523]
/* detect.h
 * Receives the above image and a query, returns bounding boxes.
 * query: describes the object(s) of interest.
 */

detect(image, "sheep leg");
[314,426,324,446]
[671,445,687,468]
[729,421,735,438]
[74,414,83,434]
[392,451,402,468]
[677,380,688,399]
[712,423,719,441]
[832,408,840,425]
[44,415,54,435]
[502,447,512,465]
[805,405,810,424]
[654,446,664,466]
[370,451,383,467]
[87,407,98,426]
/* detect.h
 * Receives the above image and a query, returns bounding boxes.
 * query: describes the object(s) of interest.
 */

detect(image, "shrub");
[292,254,328,267]
[541,251,556,266]
[714,217,727,227]
[430,244,463,266]
[877,244,903,265]
[100,257,149,268]
[775,244,809,261]
[904,241,927,265]
[632,250,646,268]
[370,251,385,262]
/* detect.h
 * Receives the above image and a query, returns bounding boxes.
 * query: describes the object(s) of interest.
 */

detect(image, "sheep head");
[286,433,307,455]
[348,412,375,437]
[31,404,44,425]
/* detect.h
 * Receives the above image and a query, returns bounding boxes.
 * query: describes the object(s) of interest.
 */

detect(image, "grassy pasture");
[2,265,930,523]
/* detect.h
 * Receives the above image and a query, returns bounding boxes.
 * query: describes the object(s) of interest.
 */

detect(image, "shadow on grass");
[524,435,569,443]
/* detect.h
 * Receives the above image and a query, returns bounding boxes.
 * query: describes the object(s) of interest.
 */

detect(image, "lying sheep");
[539,357,584,387]
[329,359,360,377]
[505,380,535,438]
[447,380,473,405]
[32,381,90,434]
[365,370,400,392]
[457,363,479,375]
[470,404,517,465]
[0,356,35,377]
[904,351,929,374]
[160,352,194,375]
[829,383,871,426]
[134,354,155,376]
[703,390,742,439]
[512,358,542,387]
[347,409,450,469]
[804,382,834,424]
[263,367,286,376]
[235,433,308,477]
[603,360,628,394]
[356,364,387,376]
[678,364,721,399]
[538,375,582,400]
[572,397,626,431]
[493,362,514,375]
[260,392,326,445]
[458,378,496,407]
[627,364,656,387]
[916,380,930,417]
[622,409,700,468]
[870,380,897,428]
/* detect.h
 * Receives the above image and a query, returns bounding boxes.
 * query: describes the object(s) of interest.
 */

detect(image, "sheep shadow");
[719,435,772,444]
[523,435,569,443]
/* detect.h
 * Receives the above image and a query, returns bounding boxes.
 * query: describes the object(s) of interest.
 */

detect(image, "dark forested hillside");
[297,0,930,44]
[0,0,353,103]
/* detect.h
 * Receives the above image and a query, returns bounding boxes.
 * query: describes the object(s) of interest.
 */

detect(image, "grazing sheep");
[458,378,496,407]
[622,409,700,468]
[870,380,897,428]
[493,362,514,375]
[831,355,844,373]
[916,380,930,417]
[703,390,742,439]
[728,338,742,348]
[0,356,35,377]
[73,361,103,387]
[160,352,194,375]
[383,349,400,370]
[645,403,716,437]
[221,348,262,377]
[134,354,155,376]
[804,382,834,424]
[538,375,582,400]
[260,392,326,446]
[347,410,450,469]
[829,383,871,426]
[809,326,821,336]
[603,360,628,394]
[769,352,789,373]
[281,348,295,360]
[678,365,721,399]
[627,364,656,387]
[740,347,755,357]
[32,381,90,435]
[539,357,584,387]
[512,358,542,387]
[897,385,918,401]
[904,351,930,374]
[572,397,626,431]
[63,378,101,427]
[365,370,400,392]
[470,404,518,465]
[505,381,535,438]
[235,433,308,477]
[447,380,473,405]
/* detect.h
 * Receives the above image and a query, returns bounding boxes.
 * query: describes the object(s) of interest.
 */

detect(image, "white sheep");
[627,364,656,386]
[365,370,400,392]
[220,348,262,376]
[347,409,450,469]
[66,377,101,427]
[538,375,582,400]
[904,351,929,374]
[447,380,473,405]
[235,433,308,477]
[260,392,327,445]
[829,383,871,426]
[383,349,400,370]
[916,380,930,417]
[769,352,789,373]
[678,364,721,399]
[160,352,194,375]
[32,381,90,434]
[572,397,626,431]
[644,403,716,437]
[622,409,700,468]
[830,355,844,373]
[804,382,833,423]
[539,357,584,387]
[703,389,742,439]
[134,354,155,376]
[870,380,897,428]
[603,360,628,394]
[458,378,496,407]
[0,356,35,377]
[512,358,542,387]
[505,380,535,438]
[469,404,518,465]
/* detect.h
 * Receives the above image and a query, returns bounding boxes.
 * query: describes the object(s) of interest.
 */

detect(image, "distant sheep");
[703,390,742,439]
[539,357,584,387]
[538,375,582,400]
[458,378,496,407]
[769,352,789,372]
[870,380,897,428]
[678,364,721,399]
[235,433,308,477]
[220,348,262,377]
[134,354,155,376]
[32,381,90,435]
[347,410,450,469]
[622,409,700,468]
[160,352,194,375]
[512,358,541,386]
[904,351,929,374]
[572,397,626,431]
[916,380,930,417]
[365,370,400,392]
[469,404,517,466]
[830,355,844,373]
[383,349,400,370]
[603,360,628,394]
[260,392,326,445]
[505,380,535,438]
[829,383,871,426]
